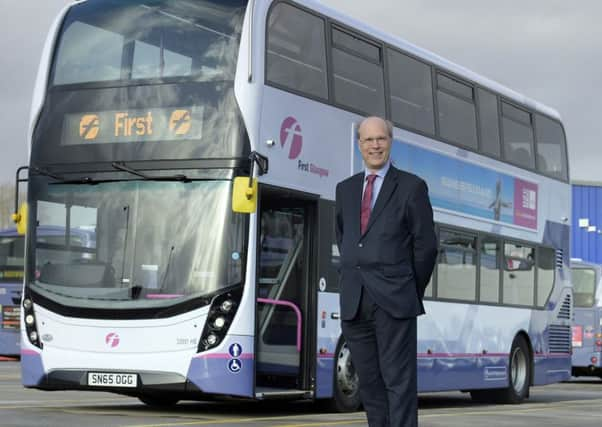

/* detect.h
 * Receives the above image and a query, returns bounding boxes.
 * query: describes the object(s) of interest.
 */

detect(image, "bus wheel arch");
[470,332,532,404]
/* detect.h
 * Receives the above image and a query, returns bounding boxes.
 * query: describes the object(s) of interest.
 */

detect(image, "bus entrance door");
[255,193,315,397]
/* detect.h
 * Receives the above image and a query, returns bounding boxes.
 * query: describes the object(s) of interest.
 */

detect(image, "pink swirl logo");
[280,116,303,159]
[105,332,120,348]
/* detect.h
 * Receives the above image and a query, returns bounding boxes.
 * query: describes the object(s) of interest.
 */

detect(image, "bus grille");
[555,249,564,268]
[557,294,571,320]
[548,325,571,354]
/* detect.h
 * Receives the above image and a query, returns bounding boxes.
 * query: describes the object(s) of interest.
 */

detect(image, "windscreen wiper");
[112,162,190,182]
[31,165,97,184]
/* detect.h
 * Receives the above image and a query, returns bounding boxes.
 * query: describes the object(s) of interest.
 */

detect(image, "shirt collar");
[364,160,391,181]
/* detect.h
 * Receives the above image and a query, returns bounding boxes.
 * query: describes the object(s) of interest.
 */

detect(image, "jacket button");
[358,243,363,248]
[356,266,361,270]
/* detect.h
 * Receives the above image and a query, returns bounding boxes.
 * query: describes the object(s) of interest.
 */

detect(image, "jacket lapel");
[362,167,398,236]
[350,173,364,237]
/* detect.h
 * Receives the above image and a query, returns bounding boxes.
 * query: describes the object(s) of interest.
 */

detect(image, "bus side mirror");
[12,203,28,235]
[232,177,258,213]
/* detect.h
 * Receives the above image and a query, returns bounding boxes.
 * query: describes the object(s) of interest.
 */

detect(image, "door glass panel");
[257,206,305,382]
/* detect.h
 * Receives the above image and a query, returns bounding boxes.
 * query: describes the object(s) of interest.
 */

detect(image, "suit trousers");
[341,287,418,427]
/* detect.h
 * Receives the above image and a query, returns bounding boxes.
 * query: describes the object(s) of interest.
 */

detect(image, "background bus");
[19,0,571,409]
[0,225,95,357]
[571,259,602,378]
[0,228,23,357]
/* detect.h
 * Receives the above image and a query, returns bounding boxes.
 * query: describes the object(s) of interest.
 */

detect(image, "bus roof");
[301,0,561,121]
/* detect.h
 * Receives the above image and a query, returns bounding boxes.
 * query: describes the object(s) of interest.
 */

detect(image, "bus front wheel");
[327,338,362,412]
[470,335,531,404]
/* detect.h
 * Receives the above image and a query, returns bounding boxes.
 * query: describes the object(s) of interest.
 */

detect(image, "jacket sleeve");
[407,179,438,297]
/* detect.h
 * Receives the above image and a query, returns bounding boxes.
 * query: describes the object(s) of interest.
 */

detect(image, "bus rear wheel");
[470,335,531,404]
[326,338,361,412]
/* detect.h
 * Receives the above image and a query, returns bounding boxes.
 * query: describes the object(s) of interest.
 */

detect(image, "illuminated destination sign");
[0,270,23,280]
[61,107,203,145]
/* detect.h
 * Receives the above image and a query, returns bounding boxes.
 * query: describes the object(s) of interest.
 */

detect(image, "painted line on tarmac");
[420,398,602,418]
[272,420,366,427]
[0,397,136,409]
[0,375,20,380]
[123,418,290,427]
[123,414,367,427]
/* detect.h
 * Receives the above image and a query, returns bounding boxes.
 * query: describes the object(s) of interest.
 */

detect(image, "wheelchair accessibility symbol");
[228,358,242,374]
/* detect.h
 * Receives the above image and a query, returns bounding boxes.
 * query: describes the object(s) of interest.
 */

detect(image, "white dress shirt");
[362,160,391,209]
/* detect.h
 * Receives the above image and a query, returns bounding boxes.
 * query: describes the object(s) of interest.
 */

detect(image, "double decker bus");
[17,0,571,408]
[570,259,602,378]
[0,229,23,356]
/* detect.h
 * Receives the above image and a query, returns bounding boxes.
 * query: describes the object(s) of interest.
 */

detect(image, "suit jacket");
[335,165,438,320]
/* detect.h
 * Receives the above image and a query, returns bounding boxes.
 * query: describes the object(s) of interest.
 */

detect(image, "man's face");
[358,118,392,171]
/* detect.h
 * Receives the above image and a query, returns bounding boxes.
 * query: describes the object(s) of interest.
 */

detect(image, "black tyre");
[323,338,362,412]
[470,335,531,404]
[138,394,180,408]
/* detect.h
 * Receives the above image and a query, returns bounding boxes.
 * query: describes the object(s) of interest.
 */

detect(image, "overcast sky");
[0,0,599,185]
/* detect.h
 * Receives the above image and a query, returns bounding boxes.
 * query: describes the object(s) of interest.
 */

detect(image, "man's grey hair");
[356,117,394,140]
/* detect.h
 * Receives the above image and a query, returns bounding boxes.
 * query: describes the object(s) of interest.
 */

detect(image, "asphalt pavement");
[1,361,601,427]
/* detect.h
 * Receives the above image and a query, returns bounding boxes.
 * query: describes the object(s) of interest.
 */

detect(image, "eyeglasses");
[360,136,389,145]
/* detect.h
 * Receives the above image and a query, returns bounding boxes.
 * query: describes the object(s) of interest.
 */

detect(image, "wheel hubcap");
[336,343,359,396]
[510,346,527,394]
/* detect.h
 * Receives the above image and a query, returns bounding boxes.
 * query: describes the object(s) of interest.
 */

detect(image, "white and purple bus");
[17,0,571,409]
[570,259,602,378]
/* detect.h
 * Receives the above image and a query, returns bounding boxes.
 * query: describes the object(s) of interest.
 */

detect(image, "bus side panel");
[597,307,602,370]
[598,306,602,369]
[21,350,45,386]
[185,210,258,398]
[256,87,355,200]
[418,355,508,392]
[417,302,531,392]
[187,335,254,398]
[531,285,572,385]
[0,282,21,356]
[533,353,572,384]
[315,292,340,398]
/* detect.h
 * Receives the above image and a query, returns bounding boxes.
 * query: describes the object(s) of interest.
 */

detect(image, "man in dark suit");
[335,116,438,427]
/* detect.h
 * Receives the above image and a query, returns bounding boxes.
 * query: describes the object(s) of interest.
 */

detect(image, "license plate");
[87,372,138,388]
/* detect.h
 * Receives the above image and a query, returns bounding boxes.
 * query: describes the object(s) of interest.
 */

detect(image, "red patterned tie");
[361,174,377,235]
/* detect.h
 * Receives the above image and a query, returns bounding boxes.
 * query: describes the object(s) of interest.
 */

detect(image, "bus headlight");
[220,300,234,313]
[198,289,242,352]
[22,294,42,349]
[205,334,218,346]
[213,317,226,330]
[25,314,35,326]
